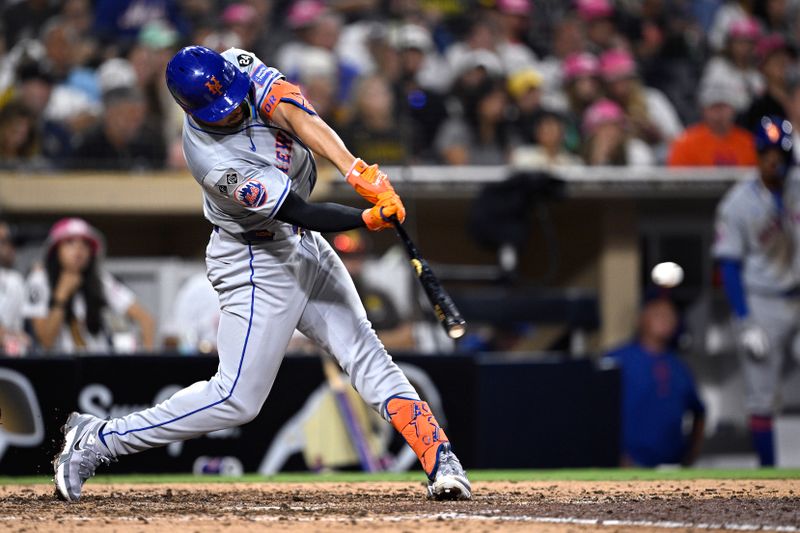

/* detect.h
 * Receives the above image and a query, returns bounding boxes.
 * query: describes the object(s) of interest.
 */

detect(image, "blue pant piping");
[101,244,257,440]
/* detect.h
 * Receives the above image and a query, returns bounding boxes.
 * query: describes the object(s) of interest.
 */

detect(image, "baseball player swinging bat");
[391,219,466,340]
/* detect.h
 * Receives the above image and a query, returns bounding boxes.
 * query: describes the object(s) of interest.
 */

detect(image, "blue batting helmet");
[165,46,251,122]
[754,116,794,156]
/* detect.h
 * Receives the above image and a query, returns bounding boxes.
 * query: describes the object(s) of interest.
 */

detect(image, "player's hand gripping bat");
[391,218,466,339]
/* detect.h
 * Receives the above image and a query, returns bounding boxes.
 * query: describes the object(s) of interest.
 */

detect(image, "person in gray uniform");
[713,116,799,466]
[53,46,471,502]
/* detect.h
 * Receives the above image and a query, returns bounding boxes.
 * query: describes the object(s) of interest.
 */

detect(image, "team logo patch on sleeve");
[235,179,268,208]
[251,64,269,85]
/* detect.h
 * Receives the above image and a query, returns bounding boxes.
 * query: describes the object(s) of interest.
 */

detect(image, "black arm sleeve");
[274,190,366,232]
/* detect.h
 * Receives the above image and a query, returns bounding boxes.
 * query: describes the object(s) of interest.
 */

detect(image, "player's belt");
[213,225,304,243]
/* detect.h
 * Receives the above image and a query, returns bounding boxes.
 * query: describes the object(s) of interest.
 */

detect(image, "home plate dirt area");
[1,479,798,532]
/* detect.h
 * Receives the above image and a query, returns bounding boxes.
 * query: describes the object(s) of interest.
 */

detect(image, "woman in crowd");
[581,98,654,166]
[562,52,603,152]
[701,17,764,114]
[25,218,155,354]
[510,110,582,169]
[599,48,683,159]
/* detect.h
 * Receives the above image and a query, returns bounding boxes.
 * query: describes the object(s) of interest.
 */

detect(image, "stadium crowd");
[0,0,798,170]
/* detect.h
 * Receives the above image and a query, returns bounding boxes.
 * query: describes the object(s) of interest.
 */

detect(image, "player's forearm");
[275,190,366,232]
[279,107,355,174]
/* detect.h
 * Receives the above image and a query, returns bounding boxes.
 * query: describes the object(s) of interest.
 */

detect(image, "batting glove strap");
[386,396,449,479]
[345,158,395,205]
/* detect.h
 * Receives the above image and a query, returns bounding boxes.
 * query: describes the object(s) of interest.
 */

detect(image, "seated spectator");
[668,82,757,166]
[743,34,794,130]
[70,87,165,170]
[25,218,155,355]
[701,17,764,114]
[581,98,655,166]
[600,48,684,154]
[604,291,706,467]
[493,0,538,73]
[510,110,582,169]
[162,272,219,354]
[576,0,623,53]
[436,76,511,165]
[507,68,545,145]
[341,75,409,165]
[708,0,753,52]
[562,52,603,152]
[0,219,29,356]
[0,101,45,169]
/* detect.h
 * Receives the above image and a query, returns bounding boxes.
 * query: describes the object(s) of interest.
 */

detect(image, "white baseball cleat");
[53,412,113,502]
[427,443,472,500]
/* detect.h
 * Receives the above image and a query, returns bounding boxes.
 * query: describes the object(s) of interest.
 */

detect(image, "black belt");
[213,225,304,242]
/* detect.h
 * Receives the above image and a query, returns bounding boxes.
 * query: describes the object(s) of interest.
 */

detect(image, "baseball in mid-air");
[651,262,684,288]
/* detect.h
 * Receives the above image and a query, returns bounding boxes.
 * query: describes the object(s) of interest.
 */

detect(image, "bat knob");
[446,322,466,339]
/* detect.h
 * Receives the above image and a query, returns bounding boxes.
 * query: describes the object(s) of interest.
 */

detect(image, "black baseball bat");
[391,219,466,339]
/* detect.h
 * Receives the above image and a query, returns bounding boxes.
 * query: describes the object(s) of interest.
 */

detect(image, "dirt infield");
[1,479,799,532]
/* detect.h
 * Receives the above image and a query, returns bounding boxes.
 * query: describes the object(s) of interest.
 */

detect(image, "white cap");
[96,58,138,95]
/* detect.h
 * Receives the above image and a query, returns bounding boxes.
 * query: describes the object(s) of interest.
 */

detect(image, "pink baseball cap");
[599,48,637,80]
[756,33,793,64]
[45,218,102,256]
[563,52,600,81]
[728,17,762,41]
[582,98,625,135]
[286,0,326,29]
[497,0,532,16]
[222,3,257,25]
[576,0,614,21]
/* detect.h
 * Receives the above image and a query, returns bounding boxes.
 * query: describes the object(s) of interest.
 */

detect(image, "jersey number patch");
[237,54,253,67]
[235,179,267,208]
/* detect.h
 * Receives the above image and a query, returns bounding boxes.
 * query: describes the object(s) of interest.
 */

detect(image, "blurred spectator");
[667,82,757,166]
[277,0,360,106]
[436,77,511,165]
[493,0,538,73]
[391,24,450,161]
[753,0,793,41]
[341,75,409,165]
[445,18,501,83]
[0,219,30,357]
[93,0,189,46]
[507,68,545,145]
[581,98,655,166]
[14,61,72,162]
[510,110,582,169]
[626,0,704,125]
[162,271,219,354]
[0,101,46,169]
[126,21,183,154]
[70,87,166,170]
[708,0,756,52]
[562,52,603,152]
[787,82,800,165]
[743,34,794,130]
[1,0,60,50]
[534,16,586,111]
[331,231,415,351]
[577,0,623,53]
[701,17,764,114]
[604,292,706,467]
[25,218,155,355]
[600,48,683,155]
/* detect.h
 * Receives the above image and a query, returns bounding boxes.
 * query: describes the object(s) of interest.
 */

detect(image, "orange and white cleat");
[386,396,472,500]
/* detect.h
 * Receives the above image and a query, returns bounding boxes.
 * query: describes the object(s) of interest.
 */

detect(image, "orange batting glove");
[362,191,406,231]
[346,158,396,204]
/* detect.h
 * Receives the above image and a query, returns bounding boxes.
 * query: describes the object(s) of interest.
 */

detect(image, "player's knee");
[225,397,261,425]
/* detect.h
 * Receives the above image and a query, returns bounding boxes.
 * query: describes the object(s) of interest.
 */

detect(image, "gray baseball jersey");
[96,49,421,457]
[713,173,800,294]
[713,173,800,415]
[183,48,316,239]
